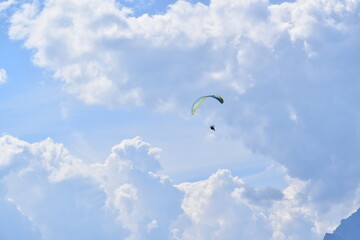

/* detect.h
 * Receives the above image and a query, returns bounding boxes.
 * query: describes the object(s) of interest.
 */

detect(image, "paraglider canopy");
[191,94,224,115]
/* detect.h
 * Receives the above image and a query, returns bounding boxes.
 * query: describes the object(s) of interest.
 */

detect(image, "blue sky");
[1,0,360,239]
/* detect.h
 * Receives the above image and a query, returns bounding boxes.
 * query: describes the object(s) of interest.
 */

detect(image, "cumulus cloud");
[9,0,140,106]
[224,0,360,225]
[0,135,181,240]
[10,0,359,107]
[0,68,7,84]
[174,169,352,240]
[174,169,277,240]
[1,135,355,240]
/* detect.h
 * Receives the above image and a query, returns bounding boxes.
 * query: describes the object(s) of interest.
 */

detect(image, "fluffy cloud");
[269,0,360,41]
[0,68,7,84]
[225,0,360,219]
[7,0,270,103]
[9,0,140,106]
[9,0,359,107]
[173,169,279,240]
[0,135,181,240]
[1,135,355,240]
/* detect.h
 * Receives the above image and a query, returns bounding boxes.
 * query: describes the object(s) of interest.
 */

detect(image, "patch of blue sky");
[118,0,294,17]
[0,31,64,138]
[117,0,210,17]
[269,0,295,4]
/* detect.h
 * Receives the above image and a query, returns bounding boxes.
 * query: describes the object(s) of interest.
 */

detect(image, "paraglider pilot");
[191,94,223,132]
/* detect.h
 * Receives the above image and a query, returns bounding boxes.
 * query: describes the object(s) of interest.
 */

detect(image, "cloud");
[0,68,7,84]
[223,0,360,220]
[0,0,15,12]
[0,135,182,240]
[173,169,278,240]
[173,169,352,240]
[4,0,360,239]
[7,0,359,118]
[9,0,140,106]
[1,135,355,240]
[270,0,360,41]
[9,0,353,106]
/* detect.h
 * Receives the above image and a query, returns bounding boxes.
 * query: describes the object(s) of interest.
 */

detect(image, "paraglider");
[191,94,224,131]
[191,94,224,115]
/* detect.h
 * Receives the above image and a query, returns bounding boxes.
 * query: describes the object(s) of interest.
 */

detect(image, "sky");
[0,0,360,239]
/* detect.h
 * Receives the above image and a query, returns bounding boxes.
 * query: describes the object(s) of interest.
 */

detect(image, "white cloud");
[9,0,140,106]
[0,135,182,240]
[9,0,359,107]
[0,68,7,84]
[174,169,273,240]
[269,0,360,41]
[2,135,357,239]
[0,0,15,12]
[173,168,355,240]
[0,135,27,167]
[225,6,360,213]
